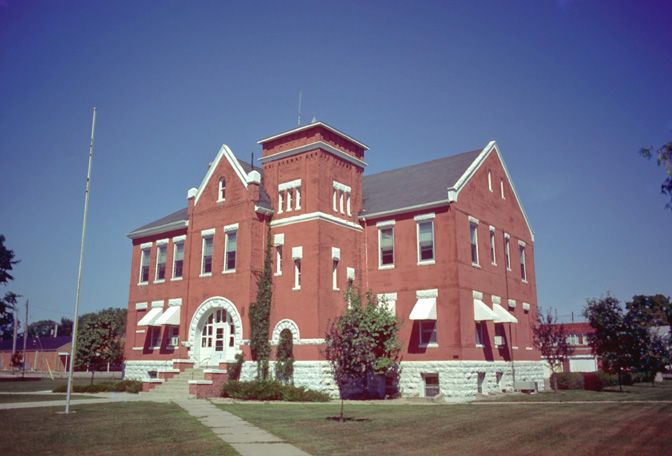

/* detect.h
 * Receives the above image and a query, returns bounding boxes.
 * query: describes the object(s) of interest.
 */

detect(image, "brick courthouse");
[124,122,543,398]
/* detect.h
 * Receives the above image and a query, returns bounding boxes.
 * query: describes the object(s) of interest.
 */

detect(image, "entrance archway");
[188,296,243,367]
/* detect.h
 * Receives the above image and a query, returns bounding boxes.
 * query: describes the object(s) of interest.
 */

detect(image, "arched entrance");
[189,296,243,367]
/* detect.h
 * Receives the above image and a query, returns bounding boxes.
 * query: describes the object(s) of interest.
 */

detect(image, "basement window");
[423,373,440,397]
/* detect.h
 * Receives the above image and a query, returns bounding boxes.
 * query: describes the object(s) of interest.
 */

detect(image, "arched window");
[218,177,226,201]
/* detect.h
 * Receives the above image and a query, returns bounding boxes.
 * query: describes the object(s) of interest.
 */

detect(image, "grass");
[477,382,672,402]
[1,401,237,456]
[0,377,113,393]
[218,384,672,456]
[0,394,98,403]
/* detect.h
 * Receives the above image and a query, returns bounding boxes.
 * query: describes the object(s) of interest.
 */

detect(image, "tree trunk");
[90,369,95,385]
[553,373,558,392]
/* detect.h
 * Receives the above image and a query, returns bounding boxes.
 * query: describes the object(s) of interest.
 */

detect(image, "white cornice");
[270,211,363,232]
[257,121,369,150]
[128,220,188,240]
[362,199,451,222]
[194,144,248,206]
[259,141,367,168]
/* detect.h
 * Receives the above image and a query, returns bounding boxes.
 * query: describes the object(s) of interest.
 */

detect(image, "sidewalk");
[175,399,312,456]
[0,392,142,410]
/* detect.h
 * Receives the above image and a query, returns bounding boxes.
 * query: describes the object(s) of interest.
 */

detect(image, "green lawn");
[477,382,672,402]
[0,393,98,403]
[1,401,237,456]
[218,390,672,456]
[0,377,114,393]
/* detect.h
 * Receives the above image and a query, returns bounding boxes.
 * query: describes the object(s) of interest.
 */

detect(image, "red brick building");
[124,122,543,398]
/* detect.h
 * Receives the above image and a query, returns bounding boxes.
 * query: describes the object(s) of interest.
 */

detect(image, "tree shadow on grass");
[326,416,371,422]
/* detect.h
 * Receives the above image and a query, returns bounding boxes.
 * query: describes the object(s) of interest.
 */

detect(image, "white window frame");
[475,321,485,347]
[171,237,185,281]
[223,228,237,273]
[218,177,226,202]
[275,246,282,276]
[200,229,215,277]
[295,187,301,210]
[504,233,511,271]
[332,260,339,291]
[293,260,301,290]
[332,189,338,212]
[500,178,505,199]
[419,321,438,347]
[415,213,435,265]
[278,192,284,214]
[149,326,162,349]
[346,194,351,216]
[154,241,168,283]
[489,226,496,266]
[519,241,527,283]
[138,244,151,285]
[377,221,395,269]
[469,216,479,267]
[286,189,292,212]
[488,170,492,192]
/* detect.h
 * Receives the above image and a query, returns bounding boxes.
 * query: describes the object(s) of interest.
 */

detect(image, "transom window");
[378,226,394,267]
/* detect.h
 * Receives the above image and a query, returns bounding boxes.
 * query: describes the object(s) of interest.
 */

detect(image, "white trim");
[470,219,480,266]
[292,246,303,260]
[255,205,274,215]
[259,140,368,168]
[468,216,480,224]
[416,217,435,265]
[293,260,301,290]
[331,247,341,261]
[151,300,164,308]
[508,299,517,309]
[489,226,497,266]
[154,243,168,283]
[168,298,182,307]
[492,295,501,305]
[363,199,454,220]
[332,180,352,193]
[128,220,188,239]
[257,121,369,150]
[172,234,186,242]
[278,179,302,191]
[172,238,185,280]
[140,242,153,249]
[518,240,526,247]
[273,234,285,246]
[135,330,145,334]
[472,290,484,300]
[376,219,396,228]
[416,288,438,299]
[488,170,493,192]
[131,347,144,351]
[217,177,226,202]
[188,380,214,385]
[270,211,363,232]
[413,212,435,222]
[271,319,301,344]
[522,302,531,311]
[135,302,148,311]
[247,170,261,184]
[194,144,248,205]
[346,267,355,281]
[201,228,215,237]
[156,238,168,246]
[224,223,239,233]
[378,224,395,269]
[275,245,282,276]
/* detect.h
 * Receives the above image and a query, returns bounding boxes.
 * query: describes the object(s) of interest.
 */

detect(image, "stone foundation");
[124,360,173,380]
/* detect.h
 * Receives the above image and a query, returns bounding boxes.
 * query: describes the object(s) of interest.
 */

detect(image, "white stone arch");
[188,296,243,362]
[271,319,301,345]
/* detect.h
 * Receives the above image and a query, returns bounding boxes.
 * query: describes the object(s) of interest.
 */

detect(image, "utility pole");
[65,107,96,414]
[22,300,28,377]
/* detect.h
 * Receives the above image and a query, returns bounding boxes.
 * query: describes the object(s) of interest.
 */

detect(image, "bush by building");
[221,380,330,402]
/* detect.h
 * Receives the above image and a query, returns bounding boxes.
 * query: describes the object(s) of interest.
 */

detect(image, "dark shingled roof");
[128,159,272,237]
[362,149,481,216]
[0,336,71,352]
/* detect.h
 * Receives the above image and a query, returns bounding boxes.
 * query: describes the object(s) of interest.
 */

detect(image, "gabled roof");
[362,149,481,217]
[128,157,272,240]
[0,336,71,352]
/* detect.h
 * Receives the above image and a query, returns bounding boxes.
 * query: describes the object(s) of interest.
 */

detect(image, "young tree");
[532,308,573,391]
[249,227,273,379]
[28,319,58,338]
[324,289,400,421]
[275,328,294,384]
[75,308,126,384]
[584,295,635,391]
[625,295,672,383]
[640,141,672,209]
[0,235,20,341]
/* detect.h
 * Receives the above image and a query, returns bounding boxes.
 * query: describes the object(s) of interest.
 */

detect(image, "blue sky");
[1,0,670,324]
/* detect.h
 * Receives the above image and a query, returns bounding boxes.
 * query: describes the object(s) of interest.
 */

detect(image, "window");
[168,326,179,348]
[278,180,302,213]
[469,219,479,266]
[155,243,167,282]
[423,373,440,397]
[332,190,338,212]
[488,170,492,192]
[489,227,496,265]
[332,260,339,290]
[275,246,282,276]
[346,194,351,216]
[149,326,161,349]
[417,220,435,263]
[500,178,505,199]
[278,192,284,214]
[201,235,213,275]
[419,321,437,346]
[339,192,344,214]
[172,240,184,279]
[294,260,301,290]
[139,246,151,283]
[295,187,301,210]
[332,181,351,216]
[378,226,394,267]
[519,243,527,282]
[504,234,511,271]
[475,322,485,346]
[224,230,237,272]
[286,189,292,212]
[218,177,226,201]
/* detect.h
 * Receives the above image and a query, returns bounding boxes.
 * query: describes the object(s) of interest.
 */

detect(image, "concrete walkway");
[175,399,312,456]
[0,392,142,410]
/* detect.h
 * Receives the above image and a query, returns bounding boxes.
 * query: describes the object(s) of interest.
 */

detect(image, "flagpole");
[65,107,96,414]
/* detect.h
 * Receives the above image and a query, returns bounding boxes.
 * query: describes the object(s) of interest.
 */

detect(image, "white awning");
[155,305,180,325]
[493,303,518,324]
[474,299,497,321]
[137,307,163,326]
[409,298,437,320]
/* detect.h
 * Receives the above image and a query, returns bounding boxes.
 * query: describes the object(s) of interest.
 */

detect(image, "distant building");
[123,121,543,398]
[0,336,71,372]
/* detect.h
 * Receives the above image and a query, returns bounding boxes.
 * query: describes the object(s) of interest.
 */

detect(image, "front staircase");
[139,367,204,401]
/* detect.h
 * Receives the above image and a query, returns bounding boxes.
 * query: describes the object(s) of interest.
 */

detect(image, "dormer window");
[218,178,226,202]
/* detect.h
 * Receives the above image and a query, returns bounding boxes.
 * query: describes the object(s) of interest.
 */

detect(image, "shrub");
[551,372,584,390]
[52,380,142,394]
[582,372,603,391]
[227,352,245,381]
[222,380,329,402]
[597,371,620,388]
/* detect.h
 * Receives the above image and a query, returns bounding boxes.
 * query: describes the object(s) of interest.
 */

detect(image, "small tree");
[249,227,273,379]
[75,308,126,384]
[532,308,573,391]
[324,289,400,421]
[275,328,294,384]
[0,235,20,341]
[640,141,672,209]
